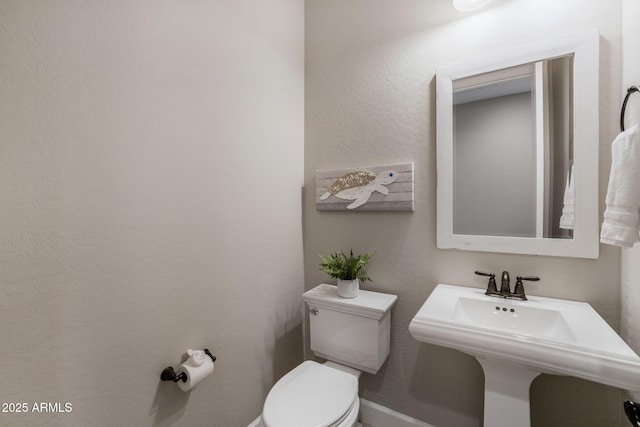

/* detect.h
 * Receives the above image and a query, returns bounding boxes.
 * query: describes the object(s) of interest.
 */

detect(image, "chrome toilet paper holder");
[160,348,216,383]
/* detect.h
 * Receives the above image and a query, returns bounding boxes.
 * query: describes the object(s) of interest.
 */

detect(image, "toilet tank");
[302,284,398,374]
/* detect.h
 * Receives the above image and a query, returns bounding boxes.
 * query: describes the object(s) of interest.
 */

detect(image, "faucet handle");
[475,271,497,294]
[474,271,494,277]
[513,275,540,300]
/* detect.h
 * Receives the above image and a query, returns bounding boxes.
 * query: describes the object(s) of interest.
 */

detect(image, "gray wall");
[304,0,625,425]
[621,0,640,403]
[454,92,536,237]
[0,1,304,426]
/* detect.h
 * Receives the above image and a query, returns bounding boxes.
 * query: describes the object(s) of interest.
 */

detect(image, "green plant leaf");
[318,250,373,282]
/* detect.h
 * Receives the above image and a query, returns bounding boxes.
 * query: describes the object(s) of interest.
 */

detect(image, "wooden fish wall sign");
[315,163,414,211]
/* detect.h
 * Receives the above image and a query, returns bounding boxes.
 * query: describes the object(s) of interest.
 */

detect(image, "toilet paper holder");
[160,348,216,383]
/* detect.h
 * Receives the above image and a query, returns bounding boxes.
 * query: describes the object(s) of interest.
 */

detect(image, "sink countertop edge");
[408,314,640,391]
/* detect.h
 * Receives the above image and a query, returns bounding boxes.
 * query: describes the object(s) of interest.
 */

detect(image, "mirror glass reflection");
[452,55,574,239]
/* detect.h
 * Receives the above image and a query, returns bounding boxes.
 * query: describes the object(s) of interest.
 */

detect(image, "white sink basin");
[452,295,577,343]
[409,284,640,391]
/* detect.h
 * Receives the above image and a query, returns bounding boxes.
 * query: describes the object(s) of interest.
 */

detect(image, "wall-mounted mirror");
[436,32,599,258]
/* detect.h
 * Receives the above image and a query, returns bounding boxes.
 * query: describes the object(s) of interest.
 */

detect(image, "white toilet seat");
[328,395,359,427]
[261,360,359,427]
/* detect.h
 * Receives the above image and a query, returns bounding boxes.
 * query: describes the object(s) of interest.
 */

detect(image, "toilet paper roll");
[177,355,214,392]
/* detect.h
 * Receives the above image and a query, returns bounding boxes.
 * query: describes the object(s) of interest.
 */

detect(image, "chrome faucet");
[475,270,540,301]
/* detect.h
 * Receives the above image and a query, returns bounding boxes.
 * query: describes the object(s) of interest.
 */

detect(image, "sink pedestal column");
[477,358,541,427]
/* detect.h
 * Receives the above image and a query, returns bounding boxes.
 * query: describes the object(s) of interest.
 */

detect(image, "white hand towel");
[601,123,640,247]
[559,164,575,230]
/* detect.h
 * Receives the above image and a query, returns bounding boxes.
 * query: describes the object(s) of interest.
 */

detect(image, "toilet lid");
[262,361,358,427]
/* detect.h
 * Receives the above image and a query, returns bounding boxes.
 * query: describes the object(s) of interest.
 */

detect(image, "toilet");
[260,283,398,427]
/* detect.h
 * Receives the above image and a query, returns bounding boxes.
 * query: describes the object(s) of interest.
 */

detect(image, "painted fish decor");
[320,170,398,209]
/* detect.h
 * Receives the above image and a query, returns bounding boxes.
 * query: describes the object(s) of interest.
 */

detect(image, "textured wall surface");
[621,0,640,403]
[304,0,625,425]
[0,1,304,426]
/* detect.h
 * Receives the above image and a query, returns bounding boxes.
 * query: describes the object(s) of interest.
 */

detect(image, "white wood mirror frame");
[436,31,600,258]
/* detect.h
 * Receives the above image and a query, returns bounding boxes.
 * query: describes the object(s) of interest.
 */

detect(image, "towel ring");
[620,85,640,132]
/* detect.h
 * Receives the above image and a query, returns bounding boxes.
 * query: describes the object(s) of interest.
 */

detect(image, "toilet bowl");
[261,361,360,427]
[259,284,398,427]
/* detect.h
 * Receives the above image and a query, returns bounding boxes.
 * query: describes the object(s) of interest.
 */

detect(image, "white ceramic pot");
[337,279,359,298]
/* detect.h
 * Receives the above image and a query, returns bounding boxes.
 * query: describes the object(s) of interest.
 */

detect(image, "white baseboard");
[247,399,434,427]
[359,399,435,427]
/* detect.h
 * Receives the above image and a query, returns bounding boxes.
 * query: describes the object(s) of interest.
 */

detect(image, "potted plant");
[319,250,373,298]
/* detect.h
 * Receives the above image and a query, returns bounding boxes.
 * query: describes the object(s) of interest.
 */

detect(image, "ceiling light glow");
[453,0,494,12]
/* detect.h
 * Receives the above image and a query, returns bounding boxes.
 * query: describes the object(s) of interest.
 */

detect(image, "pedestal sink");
[409,284,640,427]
